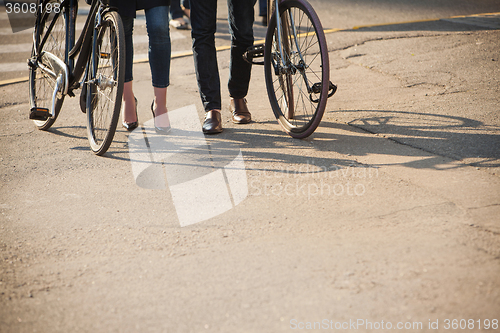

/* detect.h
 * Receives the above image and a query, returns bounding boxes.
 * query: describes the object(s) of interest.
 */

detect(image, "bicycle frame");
[272,0,286,68]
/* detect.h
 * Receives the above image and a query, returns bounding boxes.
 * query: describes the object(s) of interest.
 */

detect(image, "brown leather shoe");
[230,98,252,124]
[202,110,223,134]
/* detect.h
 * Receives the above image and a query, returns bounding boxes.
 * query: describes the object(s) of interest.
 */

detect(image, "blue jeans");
[190,0,255,111]
[121,6,171,88]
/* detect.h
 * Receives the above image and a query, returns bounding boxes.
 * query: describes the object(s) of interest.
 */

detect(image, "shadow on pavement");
[347,14,500,32]
[123,125,360,178]
[322,109,500,169]
[103,108,499,175]
[47,126,87,140]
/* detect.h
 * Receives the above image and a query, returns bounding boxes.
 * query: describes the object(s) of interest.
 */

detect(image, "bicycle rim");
[29,0,66,130]
[264,0,329,138]
[86,11,124,155]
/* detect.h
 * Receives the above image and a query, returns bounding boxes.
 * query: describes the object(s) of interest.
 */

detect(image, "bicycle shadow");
[315,109,500,170]
[157,101,495,173]
[52,104,499,176]
[111,114,359,180]
[46,126,87,141]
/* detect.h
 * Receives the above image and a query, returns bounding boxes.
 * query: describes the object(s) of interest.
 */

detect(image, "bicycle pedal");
[29,107,51,121]
[99,52,110,59]
[328,81,337,98]
[27,58,37,69]
[243,44,265,65]
[309,81,338,102]
[79,84,87,113]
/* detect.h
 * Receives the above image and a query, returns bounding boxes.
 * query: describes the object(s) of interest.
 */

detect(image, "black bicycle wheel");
[86,10,124,155]
[28,0,66,130]
[264,0,330,138]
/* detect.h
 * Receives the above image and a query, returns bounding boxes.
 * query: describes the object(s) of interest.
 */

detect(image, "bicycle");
[28,0,124,155]
[245,0,336,138]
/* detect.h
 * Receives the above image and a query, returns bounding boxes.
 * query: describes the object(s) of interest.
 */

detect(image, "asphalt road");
[312,0,500,28]
[1,1,499,332]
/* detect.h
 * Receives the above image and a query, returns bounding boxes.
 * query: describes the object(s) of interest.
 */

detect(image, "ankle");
[153,105,167,115]
[152,101,167,116]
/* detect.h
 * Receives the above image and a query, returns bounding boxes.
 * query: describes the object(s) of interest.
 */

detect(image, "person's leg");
[225,0,255,124]
[170,0,184,19]
[190,0,220,112]
[145,6,171,129]
[122,81,136,123]
[152,87,169,130]
[121,16,137,126]
[170,0,189,29]
[259,0,266,17]
[182,0,190,17]
[259,0,267,25]
[227,0,255,100]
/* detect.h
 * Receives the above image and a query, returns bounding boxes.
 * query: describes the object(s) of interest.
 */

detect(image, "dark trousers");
[259,0,267,17]
[170,0,190,20]
[190,0,255,111]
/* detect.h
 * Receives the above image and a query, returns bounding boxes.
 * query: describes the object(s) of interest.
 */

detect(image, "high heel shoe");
[151,100,171,134]
[122,97,138,131]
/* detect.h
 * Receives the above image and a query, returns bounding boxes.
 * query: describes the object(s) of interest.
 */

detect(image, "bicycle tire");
[264,0,330,138]
[28,0,66,131]
[86,10,124,156]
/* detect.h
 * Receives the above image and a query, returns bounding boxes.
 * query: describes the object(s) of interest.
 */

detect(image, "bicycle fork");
[88,9,118,92]
[271,0,336,103]
[80,4,118,113]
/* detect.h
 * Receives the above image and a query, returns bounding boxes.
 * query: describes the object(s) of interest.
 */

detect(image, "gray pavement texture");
[1,4,500,333]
